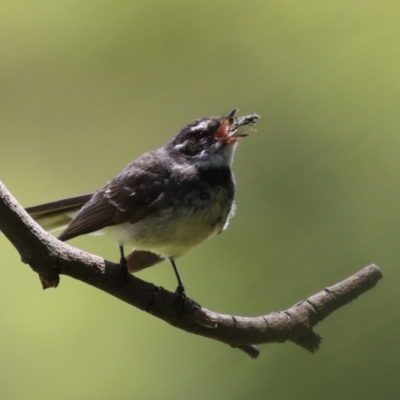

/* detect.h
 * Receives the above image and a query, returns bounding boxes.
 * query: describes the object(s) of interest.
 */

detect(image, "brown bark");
[0,181,382,358]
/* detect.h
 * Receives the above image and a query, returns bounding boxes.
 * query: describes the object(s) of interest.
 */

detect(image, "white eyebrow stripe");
[189,121,209,132]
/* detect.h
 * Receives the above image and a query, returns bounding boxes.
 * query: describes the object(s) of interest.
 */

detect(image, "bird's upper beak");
[215,109,260,144]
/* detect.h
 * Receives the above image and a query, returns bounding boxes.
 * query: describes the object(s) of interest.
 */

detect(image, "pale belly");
[106,199,235,259]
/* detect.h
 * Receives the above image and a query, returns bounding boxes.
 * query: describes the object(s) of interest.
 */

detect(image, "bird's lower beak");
[216,110,260,144]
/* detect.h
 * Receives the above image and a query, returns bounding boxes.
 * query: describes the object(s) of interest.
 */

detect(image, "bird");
[26,110,259,296]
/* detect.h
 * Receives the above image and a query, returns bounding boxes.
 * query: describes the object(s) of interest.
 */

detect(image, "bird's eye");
[192,131,206,141]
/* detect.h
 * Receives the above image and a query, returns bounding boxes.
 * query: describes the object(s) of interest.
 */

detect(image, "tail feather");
[126,250,164,273]
[26,194,93,232]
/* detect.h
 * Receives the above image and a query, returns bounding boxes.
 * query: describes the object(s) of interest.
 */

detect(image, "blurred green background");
[1,1,399,399]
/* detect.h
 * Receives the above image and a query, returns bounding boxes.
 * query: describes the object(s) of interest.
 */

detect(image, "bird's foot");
[118,256,128,281]
[175,283,187,311]
[119,246,128,281]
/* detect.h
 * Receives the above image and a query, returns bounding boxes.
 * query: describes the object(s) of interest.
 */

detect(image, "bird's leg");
[170,258,187,305]
[119,245,128,280]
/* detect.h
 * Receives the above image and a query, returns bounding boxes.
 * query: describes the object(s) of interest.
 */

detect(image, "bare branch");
[0,181,383,358]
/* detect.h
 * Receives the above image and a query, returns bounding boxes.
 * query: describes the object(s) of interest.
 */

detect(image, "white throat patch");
[192,141,238,169]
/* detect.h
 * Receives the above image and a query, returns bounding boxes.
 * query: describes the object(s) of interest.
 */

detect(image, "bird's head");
[167,109,259,168]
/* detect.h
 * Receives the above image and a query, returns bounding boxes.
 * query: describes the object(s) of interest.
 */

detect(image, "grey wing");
[58,162,165,242]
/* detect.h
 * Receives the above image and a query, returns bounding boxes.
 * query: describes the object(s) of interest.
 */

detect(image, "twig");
[0,181,383,358]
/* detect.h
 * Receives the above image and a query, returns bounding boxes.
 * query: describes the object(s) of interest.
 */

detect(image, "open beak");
[216,109,260,144]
